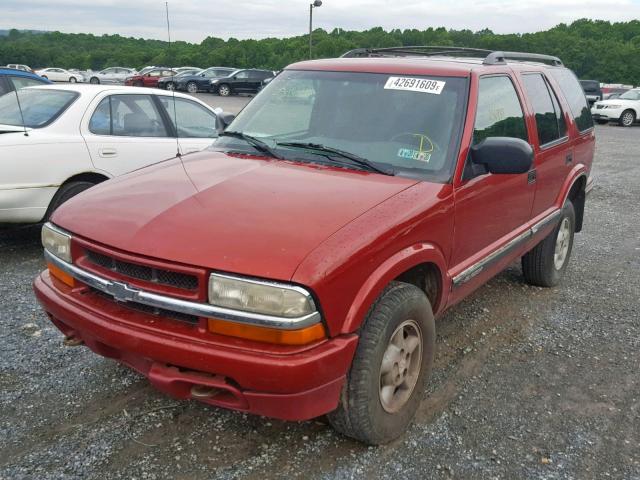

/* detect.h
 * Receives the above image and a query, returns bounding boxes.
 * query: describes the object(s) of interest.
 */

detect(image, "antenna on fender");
[165,1,180,158]
[13,88,29,137]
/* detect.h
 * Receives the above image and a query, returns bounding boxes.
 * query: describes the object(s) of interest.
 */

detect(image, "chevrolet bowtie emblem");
[108,281,137,303]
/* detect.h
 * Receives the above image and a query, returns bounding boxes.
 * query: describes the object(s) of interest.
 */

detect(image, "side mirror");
[217,112,236,133]
[470,137,533,175]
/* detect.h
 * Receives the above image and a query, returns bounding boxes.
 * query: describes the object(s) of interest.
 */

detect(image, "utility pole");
[309,0,322,59]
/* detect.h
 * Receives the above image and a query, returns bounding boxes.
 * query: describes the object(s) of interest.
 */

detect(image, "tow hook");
[63,335,84,347]
[190,385,221,399]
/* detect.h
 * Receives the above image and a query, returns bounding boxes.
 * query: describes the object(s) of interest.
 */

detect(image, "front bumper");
[34,271,358,420]
[591,107,624,121]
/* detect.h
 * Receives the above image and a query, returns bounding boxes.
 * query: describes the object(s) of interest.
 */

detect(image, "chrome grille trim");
[45,251,321,330]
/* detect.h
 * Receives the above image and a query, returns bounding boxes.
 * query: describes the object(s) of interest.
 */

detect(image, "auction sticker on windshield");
[384,77,446,94]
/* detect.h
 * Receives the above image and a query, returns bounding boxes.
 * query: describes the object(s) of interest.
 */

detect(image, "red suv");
[34,47,595,444]
[124,68,178,88]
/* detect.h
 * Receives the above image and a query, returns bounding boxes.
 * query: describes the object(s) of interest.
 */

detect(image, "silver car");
[87,67,137,85]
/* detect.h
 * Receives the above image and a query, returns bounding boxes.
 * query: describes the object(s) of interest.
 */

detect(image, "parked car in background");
[580,79,602,105]
[0,67,51,96]
[210,69,276,96]
[591,88,640,126]
[157,68,203,90]
[137,66,158,75]
[124,68,178,88]
[36,68,85,83]
[88,67,137,85]
[0,84,223,223]
[176,67,236,93]
[33,48,594,445]
[6,64,34,72]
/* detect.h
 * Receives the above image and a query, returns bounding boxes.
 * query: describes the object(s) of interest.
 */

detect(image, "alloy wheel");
[554,217,571,270]
[379,319,423,413]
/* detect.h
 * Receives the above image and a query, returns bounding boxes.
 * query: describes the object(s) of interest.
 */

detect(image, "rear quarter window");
[549,69,594,133]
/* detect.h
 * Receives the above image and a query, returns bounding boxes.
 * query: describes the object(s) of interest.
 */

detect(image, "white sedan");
[0,84,224,223]
[591,88,640,127]
[87,67,137,85]
[35,68,85,83]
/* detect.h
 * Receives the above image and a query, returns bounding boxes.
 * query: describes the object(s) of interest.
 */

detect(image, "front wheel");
[217,84,231,96]
[619,109,636,127]
[166,82,175,91]
[69,77,77,83]
[89,77,100,85]
[522,200,576,287]
[134,81,143,87]
[327,281,435,445]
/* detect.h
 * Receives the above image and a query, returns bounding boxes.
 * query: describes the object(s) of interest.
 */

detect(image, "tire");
[619,109,636,127]
[69,77,77,83]
[166,82,175,91]
[186,82,198,94]
[595,119,608,125]
[217,84,231,97]
[134,81,143,87]
[327,281,435,445]
[44,181,95,221]
[522,200,576,287]
[89,77,100,85]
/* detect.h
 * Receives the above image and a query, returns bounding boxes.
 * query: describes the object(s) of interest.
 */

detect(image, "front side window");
[235,71,250,79]
[214,70,469,182]
[619,90,640,101]
[549,68,593,132]
[473,76,528,144]
[0,88,78,128]
[522,73,567,146]
[88,94,168,137]
[158,97,218,138]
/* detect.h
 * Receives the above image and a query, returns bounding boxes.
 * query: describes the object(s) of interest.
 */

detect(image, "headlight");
[208,273,316,318]
[41,222,72,263]
[210,79,219,84]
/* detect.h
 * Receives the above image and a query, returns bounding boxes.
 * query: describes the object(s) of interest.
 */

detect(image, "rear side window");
[0,88,78,128]
[549,69,593,132]
[473,76,528,144]
[522,73,567,146]
[10,76,45,90]
[89,94,169,137]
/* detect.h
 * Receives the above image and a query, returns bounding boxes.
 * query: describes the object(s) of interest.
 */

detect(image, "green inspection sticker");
[397,148,432,162]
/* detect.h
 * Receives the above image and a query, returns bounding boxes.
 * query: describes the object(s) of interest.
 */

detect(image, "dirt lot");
[1,123,639,480]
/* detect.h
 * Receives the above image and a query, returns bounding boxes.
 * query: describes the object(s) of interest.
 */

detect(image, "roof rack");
[341,46,564,67]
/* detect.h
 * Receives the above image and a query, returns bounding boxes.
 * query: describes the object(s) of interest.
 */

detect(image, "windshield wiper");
[219,131,282,159]
[276,141,394,175]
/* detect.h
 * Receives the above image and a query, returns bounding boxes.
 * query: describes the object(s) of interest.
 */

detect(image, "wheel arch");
[559,170,588,233]
[340,243,450,335]
[60,171,110,187]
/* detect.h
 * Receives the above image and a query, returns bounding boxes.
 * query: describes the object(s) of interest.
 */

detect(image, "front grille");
[86,250,198,291]
[93,289,199,325]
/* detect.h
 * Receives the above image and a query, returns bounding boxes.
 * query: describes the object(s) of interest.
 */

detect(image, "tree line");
[1,19,639,84]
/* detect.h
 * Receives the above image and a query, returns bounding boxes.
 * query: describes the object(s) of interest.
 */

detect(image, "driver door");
[82,93,179,176]
[449,75,535,303]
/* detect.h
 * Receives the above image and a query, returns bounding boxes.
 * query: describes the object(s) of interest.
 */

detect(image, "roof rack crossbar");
[341,45,564,67]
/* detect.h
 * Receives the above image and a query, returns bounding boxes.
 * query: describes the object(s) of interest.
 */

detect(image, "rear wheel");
[186,82,198,94]
[619,109,636,127]
[218,84,231,97]
[44,181,96,221]
[89,77,100,85]
[69,77,77,83]
[522,200,575,287]
[327,281,435,445]
[134,80,143,87]
[166,82,176,91]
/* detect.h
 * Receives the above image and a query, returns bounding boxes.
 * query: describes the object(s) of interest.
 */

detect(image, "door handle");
[99,148,117,157]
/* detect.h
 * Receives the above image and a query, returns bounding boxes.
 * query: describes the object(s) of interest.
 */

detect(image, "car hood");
[53,151,417,281]
[596,98,638,107]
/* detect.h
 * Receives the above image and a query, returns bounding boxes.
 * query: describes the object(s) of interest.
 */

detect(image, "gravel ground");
[1,124,639,479]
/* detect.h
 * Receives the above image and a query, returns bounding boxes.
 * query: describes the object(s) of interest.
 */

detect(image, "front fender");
[340,243,449,334]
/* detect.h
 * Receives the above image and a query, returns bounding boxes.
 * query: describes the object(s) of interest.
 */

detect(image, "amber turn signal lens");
[207,319,326,345]
[47,262,76,288]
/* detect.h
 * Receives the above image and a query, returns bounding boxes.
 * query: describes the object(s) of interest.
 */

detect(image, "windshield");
[0,88,78,128]
[213,70,468,182]
[619,90,640,101]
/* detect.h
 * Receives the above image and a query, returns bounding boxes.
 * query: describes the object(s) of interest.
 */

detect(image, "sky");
[2,0,640,43]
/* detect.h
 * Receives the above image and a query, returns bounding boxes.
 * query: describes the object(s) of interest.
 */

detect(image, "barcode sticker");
[384,77,446,94]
